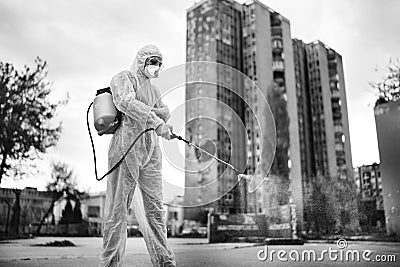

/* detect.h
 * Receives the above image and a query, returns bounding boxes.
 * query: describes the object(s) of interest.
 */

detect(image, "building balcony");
[328,61,337,72]
[272,45,283,53]
[334,142,345,151]
[271,15,282,27]
[271,26,282,37]
[331,90,341,99]
[332,112,342,120]
[329,74,339,82]
[274,77,285,87]
[328,50,336,61]
[272,60,284,72]
[336,156,346,166]
[331,101,341,109]
[333,124,343,133]
[328,58,337,65]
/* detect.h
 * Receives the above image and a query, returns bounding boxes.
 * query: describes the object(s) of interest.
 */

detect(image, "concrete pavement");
[0,237,399,266]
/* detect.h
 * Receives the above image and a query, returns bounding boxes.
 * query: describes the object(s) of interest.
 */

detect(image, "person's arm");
[153,102,170,122]
[110,71,164,131]
[152,86,170,122]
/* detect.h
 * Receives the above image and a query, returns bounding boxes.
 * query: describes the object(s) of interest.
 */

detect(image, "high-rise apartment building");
[299,40,354,180]
[184,0,355,234]
[185,0,300,222]
[293,40,354,181]
[292,39,356,231]
[185,0,247,220]
[241,0,302,228]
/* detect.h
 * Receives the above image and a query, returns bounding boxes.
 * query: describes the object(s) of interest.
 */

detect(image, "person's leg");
[138,145,176,267]
[99,160,137,267]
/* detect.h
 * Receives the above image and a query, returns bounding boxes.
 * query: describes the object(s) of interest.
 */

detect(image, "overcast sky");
[1,0,399,198]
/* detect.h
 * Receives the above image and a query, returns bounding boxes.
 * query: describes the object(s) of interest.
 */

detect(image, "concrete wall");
[336,54,354,179]
[282,19,303,234]
[375,99,400,236]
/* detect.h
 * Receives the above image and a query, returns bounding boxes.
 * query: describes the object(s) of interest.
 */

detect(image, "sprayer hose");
[86,102,155,181]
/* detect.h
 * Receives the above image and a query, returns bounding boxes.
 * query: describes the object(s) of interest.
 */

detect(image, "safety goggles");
[145,57,163,67]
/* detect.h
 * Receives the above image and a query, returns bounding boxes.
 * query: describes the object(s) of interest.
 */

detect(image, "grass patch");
[33,240,76,247]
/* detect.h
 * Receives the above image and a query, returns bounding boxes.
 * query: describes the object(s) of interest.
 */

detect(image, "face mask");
[144,65,160,78]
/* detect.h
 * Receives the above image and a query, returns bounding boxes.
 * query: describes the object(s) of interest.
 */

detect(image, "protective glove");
[156,123,173,140]
[152,106,170,122]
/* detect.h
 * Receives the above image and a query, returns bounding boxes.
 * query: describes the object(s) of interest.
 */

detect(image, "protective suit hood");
[130,45,163,79]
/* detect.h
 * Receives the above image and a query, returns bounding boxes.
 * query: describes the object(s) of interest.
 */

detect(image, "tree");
[8,189,21,236]
[0,57,67,183]
[60,199,74,224]
[304,174,359,236]
[303,175,339,235]
[36,161,85,235]
[59,199,74,234]
[334,177,360,233]
[370,58,400,105]
[59,196,84,225]
[72,200,83,224]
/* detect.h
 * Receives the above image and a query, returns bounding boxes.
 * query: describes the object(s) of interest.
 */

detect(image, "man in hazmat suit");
[99,45,176,267]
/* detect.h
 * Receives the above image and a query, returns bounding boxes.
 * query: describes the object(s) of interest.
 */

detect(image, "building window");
[88,206,100,218]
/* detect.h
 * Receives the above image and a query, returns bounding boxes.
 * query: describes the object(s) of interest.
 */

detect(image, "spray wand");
[169,132,251,181]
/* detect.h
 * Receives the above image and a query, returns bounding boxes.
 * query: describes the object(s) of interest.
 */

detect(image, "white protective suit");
[99,45,176,267]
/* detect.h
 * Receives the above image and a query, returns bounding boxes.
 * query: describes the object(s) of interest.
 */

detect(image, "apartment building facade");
[185,0,356,234]
[292,39,356,231]
[185,0,247,219]
[354,163,385,229]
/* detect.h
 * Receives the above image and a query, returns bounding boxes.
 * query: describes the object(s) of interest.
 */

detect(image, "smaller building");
[0,187,53,234]
[80,191,106,236]
[354,163,385,230]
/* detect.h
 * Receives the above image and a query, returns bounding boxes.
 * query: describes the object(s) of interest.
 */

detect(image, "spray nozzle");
[237,174,252,181]
[170,131,190,145]
[170,131,178,140]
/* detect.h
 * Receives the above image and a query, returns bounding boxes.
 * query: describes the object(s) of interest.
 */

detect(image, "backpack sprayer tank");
[93,88,122,136]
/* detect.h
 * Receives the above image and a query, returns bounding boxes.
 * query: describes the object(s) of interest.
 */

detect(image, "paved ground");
[0,237,399,266]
